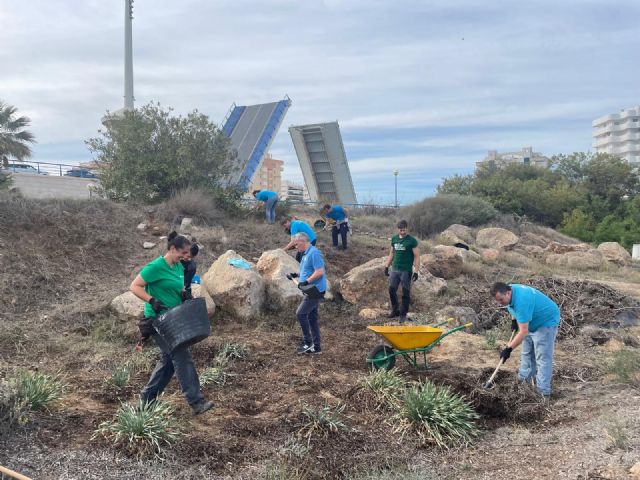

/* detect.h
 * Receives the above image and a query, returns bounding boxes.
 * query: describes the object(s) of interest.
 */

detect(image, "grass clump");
[0,379,28,429]
[94,399,180,458]
[218,342,249,361]
[199,366,227,387]
[603,421,630,450]
[607,349,640,384]
[106,364,131,389]
[161,187,223,225]
[298,402,350,445]
[396,380,479,448]
[361,369,404,407]
[16,371,67,411]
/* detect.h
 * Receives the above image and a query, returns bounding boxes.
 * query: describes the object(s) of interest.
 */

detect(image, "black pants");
[296,239,317,262]
[332,223,348,249]
[388,270,412,316]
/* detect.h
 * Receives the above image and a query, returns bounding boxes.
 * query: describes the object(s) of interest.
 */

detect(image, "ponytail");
[167,231,191,250]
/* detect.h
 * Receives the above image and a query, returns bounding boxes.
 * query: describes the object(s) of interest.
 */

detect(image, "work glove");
[499,347,513,362]
[298,280,309,288]
[412,272,419,282]
[148,297,167,314]
[511,319,519,333]
[182,289,193,302]
[384,267,390,277]
[286,273,299,280]
[137,317,155,339]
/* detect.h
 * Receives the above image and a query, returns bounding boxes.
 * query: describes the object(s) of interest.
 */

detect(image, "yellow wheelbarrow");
[366,320,473,370]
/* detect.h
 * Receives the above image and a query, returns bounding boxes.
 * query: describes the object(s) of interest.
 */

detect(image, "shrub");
[93,399,180,457]
[400,194,497,237]
[298,402,350,444]
[397,380,479,448]
[607,349,640,384]
[16,371,67,411]
[361,369,404,407]
[0,171,12,190]
[0,379,28,429]
[160,187,223,225]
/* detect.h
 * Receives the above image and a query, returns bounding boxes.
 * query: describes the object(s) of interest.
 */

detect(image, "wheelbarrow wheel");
[369,345,396,370]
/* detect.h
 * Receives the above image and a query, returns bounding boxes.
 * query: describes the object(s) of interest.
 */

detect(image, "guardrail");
[245,197,399,213]
[1,160,99,178]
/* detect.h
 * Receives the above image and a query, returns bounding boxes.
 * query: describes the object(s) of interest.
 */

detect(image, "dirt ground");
[1,198,639,479]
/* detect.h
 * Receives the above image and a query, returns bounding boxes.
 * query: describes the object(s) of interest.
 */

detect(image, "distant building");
[476,147,550,171]
[593,106,640,167]
[249,154,283,194]
[280,180,307,203]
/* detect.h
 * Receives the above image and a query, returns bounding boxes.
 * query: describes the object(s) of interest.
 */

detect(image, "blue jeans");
[265,196,279,224]
[296,296,321,348]
[388,269,412,315]
[141,333,204,406]
[518,325,558,396]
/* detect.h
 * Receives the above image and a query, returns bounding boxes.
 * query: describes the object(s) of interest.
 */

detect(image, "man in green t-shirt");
[384,220,421,322]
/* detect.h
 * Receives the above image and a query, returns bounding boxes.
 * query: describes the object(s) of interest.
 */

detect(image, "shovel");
[483,330,517,390]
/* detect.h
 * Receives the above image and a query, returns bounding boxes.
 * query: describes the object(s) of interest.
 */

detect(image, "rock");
[630,462,640,477]
[179,217,193,234]
[480,248,500,262]
[597,242,631,266]
[191,284,216,318]
[358,307,387,320]
[151,226,162,236]
[431,244,480,263]
[544,241,591,254]
[441,224,475,245]
[143,242,156,249]
[522,245,544,257]
[340,256,446,308]
[545,253,567,267]
[111,291,145,319]
[519,232,548,248]
[422,248,463,279]
[256,249,303,309]
[565,250,603,270]
[435,306,479,328]
[136,223,147,231]
[191,225,229,245]
[476,228,519,250]
[202,250,265,320]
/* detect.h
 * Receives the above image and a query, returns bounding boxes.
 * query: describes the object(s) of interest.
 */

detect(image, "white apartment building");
[476,147,550,171]
[593,106,640,167]
[280,180,309,203]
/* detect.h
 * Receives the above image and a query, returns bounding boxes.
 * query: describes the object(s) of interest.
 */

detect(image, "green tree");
[436,173,474,195]
[0,100,36,168]
[559,209,596,242]
[87,103,236,202]
[583,154,639,213]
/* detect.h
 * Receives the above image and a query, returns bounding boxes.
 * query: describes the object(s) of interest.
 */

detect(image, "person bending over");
[281,217,316,262]
[253,189,279,224]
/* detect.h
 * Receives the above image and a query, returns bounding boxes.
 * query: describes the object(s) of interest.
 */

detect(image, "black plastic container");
[153,298,211,352]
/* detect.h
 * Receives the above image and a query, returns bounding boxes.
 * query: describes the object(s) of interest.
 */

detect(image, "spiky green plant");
[93,399,180,457]
[361,368,404,407]
[15,371,67,411]
[298,402,350,444]
[199,366,227,387]
[397,380,479,448]
[106,364,131,389]
[218,342,249,361]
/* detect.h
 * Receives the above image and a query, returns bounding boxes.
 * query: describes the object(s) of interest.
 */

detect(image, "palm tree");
[0,100,36,168]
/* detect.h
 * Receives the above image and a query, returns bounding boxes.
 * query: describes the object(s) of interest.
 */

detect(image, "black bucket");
[153,298,211,352]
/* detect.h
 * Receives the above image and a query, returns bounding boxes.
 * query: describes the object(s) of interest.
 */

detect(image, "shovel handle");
[484,329,516,387]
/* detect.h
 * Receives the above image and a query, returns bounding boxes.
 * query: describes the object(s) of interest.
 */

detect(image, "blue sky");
[1,0,639,205]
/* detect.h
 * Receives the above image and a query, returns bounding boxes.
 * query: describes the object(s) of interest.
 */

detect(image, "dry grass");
[159,187,224,226]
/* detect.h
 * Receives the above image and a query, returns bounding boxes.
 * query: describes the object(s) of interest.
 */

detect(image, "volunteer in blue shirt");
[252,189,279,224]
[281,217,317,262]
[322,204,349,250]
[491,282,560,398]
[288,232,326,354]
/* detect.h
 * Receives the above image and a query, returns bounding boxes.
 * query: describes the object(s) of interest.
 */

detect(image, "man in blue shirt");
[322,204,350,250]
[491,282,561,398]
[288,232,326,354]
[281,217,317,262]
[252,189,279,224]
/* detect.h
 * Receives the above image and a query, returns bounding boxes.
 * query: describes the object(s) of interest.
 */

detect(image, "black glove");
[182,289,193,302]
[298,280,309,288]
[137,317,155,339]
[500,347,513,362]
[148,297,166,314]
[511,319,519,333]
[412,272,419,282]
[384,267,390,277]
[286,273,299,280]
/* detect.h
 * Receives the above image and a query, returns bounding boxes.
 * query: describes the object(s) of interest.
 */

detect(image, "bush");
[93,399,180,457]
[607,349,640,384]
[397,380,479,448]
[16,371,67,411]
[400,194,497,237]
[160,187,223,225]
[0,171,12,190]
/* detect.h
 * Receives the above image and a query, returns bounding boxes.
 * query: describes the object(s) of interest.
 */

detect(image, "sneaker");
[296,344,313,354]
[311,346,322,354]
[387,311,400,318]
[191,399,214,415]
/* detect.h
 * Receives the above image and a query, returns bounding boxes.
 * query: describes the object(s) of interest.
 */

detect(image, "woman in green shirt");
[130,232,214,415]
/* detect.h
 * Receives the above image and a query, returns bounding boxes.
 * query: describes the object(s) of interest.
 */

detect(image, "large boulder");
[422,248,463,279]
[191,284,216,318]
[202,250,265,320]
[441,224,475,245]
[545,241,591,254]
[565,250,604,270]
[256,249,303,309]
[340,256,446,307]
[111,291,145,319]
[519,232,549,248]
[434,306,479,329]
[476,228,519,250]
[545,253,567,267]
[480,248,500,262]
[597,242,631,266]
